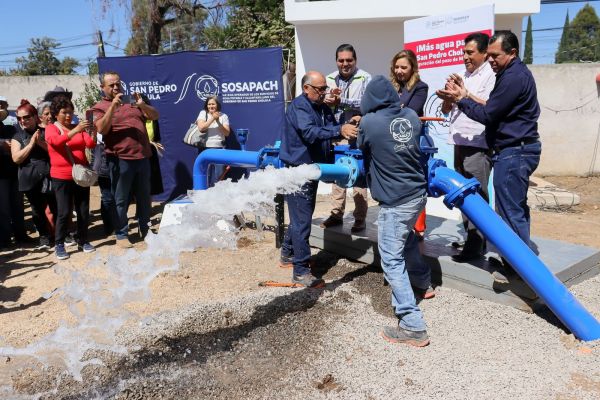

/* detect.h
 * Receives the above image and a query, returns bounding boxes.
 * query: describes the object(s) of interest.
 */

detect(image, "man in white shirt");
[439,32,496,262]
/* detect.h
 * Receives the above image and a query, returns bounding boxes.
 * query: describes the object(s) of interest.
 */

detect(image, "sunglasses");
[307,84,329,93]
[16,114,33,121]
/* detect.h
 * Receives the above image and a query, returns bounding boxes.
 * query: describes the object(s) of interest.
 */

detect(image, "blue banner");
[98,48,285,201]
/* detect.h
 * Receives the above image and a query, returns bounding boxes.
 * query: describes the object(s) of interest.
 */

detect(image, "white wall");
[0,75,93,114]
[530,64,600,176]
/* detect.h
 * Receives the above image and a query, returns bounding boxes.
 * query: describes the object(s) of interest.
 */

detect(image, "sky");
[0,0,599,74]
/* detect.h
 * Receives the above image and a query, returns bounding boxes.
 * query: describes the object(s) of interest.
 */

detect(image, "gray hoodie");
[357,75,427,207]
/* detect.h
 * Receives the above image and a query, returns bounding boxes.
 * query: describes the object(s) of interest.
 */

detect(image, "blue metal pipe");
[429,164,600,341]
[193,149,260,190]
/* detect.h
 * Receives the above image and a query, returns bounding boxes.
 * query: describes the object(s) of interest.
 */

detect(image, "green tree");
[12,37,80,75]
[556,4,600,63]
[125,0,208,55]
[204,0,294,60]
[555,11,570,63]
[523,16,533,64]
[74,61,102,114]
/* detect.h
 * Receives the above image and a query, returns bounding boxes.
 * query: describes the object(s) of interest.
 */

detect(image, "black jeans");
[24,181,57,241]
[0,177,27,244]
[52,178,90,245]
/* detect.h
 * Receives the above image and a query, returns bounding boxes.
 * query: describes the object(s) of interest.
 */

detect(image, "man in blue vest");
[279,71,358,287]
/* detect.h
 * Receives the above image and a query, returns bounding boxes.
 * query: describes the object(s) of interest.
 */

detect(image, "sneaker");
[381,325,430,347]
[38,236,52,250]
[292,273,325,288]
[412,285,436,300]
[116,238,133,249]
[55,243,69,260]
[64,235,77,247]
[78,242,96,253]
[350,220,366,233]
[319,216,343,229]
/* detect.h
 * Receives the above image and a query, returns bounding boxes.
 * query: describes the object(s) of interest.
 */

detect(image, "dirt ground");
[0,175,599,396]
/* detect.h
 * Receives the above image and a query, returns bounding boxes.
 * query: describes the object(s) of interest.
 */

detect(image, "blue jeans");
[492,141,541,250]
[107,156,151,240]
[281,180,319,276]
[377,195,428,332]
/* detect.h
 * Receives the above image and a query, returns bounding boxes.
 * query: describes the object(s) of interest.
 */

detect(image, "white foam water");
[0,164,320,391]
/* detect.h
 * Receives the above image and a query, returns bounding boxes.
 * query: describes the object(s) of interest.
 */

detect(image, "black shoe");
[15,235,36,245]
[320,216,343,229]
[451,251,482,263]
[381,325,430,347]
[350,220,366,233]
[292,273,325,288]
[451,241,465,249]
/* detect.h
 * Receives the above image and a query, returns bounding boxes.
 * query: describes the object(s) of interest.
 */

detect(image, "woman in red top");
[45,95,96,260]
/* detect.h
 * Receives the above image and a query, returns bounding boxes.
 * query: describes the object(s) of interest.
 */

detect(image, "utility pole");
[97,30,106,57]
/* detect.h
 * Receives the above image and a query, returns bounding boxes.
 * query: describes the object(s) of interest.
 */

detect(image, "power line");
[0,42,95,57]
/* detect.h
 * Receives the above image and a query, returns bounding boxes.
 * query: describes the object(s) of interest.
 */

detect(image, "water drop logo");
[194,75,219,101]
[174,73,220,104]
[390,118,413,143]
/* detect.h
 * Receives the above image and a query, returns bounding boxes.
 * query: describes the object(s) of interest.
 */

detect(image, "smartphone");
[85,110,94,125]
[120,94,136,104]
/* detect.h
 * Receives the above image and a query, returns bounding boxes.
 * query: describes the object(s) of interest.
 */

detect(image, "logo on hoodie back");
[389,117,413,152]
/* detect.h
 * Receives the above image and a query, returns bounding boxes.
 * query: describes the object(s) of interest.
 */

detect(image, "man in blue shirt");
[438,31,541,283]
[279,71,357,287]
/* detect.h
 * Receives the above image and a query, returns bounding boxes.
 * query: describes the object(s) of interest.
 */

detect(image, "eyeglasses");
[337,58,355,64]
[16,115,33,121]
[307,84,328,93]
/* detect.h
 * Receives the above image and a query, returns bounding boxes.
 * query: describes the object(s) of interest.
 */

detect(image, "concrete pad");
[310,206,600,312]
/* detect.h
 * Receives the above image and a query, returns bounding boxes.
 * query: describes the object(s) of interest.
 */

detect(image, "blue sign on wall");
[98,47,285,201]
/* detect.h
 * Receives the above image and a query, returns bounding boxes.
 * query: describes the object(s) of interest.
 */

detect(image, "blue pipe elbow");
[193,149,261,190]
[429,163,600,341]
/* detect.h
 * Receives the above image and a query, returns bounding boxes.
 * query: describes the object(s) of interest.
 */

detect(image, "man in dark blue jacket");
[279,71,357,288]
[358,75,430,347]
[438,31,541,283]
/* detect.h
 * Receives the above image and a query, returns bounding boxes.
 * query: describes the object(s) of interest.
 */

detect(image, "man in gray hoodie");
[358,75,430,347]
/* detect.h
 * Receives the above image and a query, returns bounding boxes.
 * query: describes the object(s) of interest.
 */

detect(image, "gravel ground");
[8,254,599,400]
[2,174,600,399]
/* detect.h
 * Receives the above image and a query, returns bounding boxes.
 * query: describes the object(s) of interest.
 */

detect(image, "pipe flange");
[335,156,359,188]
[443,178,480,209]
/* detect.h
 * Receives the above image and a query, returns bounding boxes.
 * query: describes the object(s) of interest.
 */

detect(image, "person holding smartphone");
[45,95,96,260]
[91,71,159,248]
